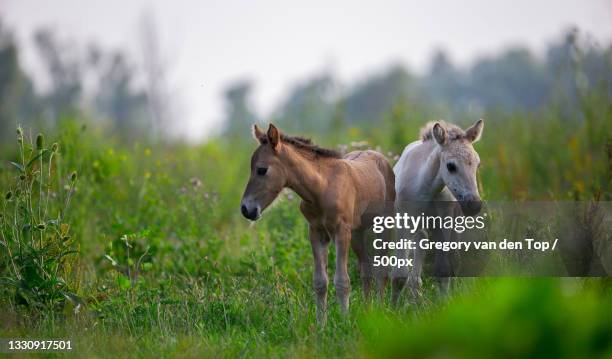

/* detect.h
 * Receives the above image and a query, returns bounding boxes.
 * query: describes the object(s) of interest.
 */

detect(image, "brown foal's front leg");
[334,223,351,314]
[309,226,329,325]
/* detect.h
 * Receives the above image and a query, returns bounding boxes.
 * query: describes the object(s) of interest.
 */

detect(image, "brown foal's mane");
[261,133,342,158]
[282,134,342,158]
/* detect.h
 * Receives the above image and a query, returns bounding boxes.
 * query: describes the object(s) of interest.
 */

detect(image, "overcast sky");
[2,0,612,140]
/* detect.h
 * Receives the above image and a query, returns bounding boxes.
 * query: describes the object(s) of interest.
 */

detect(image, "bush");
[0,128,80,311]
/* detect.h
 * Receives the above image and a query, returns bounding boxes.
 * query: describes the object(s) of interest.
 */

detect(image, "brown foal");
[240,124,395,324]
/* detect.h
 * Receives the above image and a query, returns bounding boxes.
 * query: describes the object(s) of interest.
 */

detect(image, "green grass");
[0,89,611,357]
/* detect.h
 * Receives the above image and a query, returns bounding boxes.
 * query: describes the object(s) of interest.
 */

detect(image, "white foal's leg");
[432,190,459,295]
[432,226,452,295]
[407,228,425,300]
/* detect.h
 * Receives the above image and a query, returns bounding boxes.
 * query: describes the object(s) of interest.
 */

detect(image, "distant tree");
[139,11,173,138]
[546,28,612,109]
[469,48,550,111]
[34,29,83,122]
[0,21,38,140]
[274,73,337,133]
[222,80,258,137]
[90,48,148,139]
[417,29,612,116]
[329,98,346,135]
[0,16,182,141]
[422,50,469,114]
[342,65,418,124]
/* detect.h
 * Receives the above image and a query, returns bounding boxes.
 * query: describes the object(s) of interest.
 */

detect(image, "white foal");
[391,119,484,302]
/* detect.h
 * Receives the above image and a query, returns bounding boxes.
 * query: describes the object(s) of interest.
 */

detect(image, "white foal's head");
[430,119,484,215]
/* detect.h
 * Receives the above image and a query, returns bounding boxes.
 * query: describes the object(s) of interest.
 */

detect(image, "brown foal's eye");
[256,167,268,176]
[446,163,457,173]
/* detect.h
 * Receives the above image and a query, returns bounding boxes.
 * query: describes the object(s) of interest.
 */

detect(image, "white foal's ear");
[432,122,447,145]
[267,123,281,152]
[465,119,484,143]
[252,124,266,143]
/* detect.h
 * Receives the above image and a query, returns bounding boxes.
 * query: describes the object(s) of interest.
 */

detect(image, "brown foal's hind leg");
[351,229,373,299]
[391,225,410,305]
[374,221,390,301]
[309,226,329,325]
[334,224,352,314]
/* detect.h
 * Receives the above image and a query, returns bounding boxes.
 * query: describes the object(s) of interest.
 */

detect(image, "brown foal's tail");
[374,152,396,202]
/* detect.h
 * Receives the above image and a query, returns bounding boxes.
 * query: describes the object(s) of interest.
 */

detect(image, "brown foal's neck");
[280,145,334,205]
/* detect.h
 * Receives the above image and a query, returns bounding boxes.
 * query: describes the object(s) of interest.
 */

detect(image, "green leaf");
[104,254,118,267]
[26,149,49,169]
[116,274,131,290]
[55,250,79,262]
[10,162,25,173]
[0,277,18,286]
[62,291,83,305]
[142,262,152,271]
[22,264,44,288]
[46,219,59,227]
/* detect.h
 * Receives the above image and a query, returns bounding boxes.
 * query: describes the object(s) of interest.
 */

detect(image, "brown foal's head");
[240,124,287,221]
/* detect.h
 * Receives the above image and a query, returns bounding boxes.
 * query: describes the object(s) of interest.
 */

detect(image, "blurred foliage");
[360,279,612,358]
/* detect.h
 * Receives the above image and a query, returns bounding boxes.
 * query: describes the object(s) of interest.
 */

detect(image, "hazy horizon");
[2,0,612,140]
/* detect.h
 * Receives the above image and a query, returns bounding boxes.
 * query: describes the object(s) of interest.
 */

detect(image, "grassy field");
[0,90,611,357]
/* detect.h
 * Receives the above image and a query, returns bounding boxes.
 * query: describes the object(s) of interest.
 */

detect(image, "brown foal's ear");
[465,119,484,143]
[267,123,281,152]
[252,124,265,143]
[432,122,447,145]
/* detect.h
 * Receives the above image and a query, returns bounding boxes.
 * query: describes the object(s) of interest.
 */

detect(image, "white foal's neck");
[418,142,446,200]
